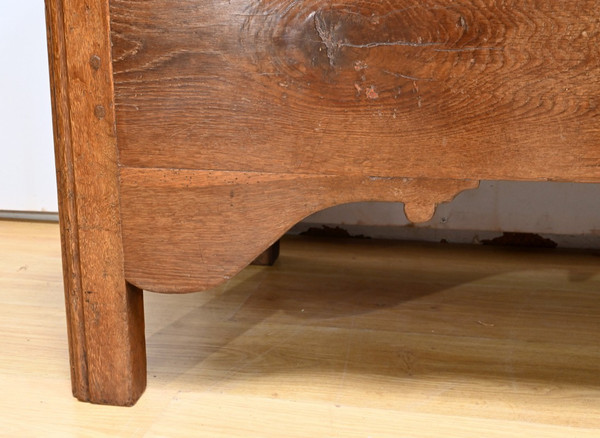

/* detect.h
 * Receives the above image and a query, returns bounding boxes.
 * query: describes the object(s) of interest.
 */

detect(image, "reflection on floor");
[1,220,599,437]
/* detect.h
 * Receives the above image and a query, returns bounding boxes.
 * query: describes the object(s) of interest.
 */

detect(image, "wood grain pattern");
[47,0,600,407]
[110,0,600,182]
[120,168,477,292]
[45,0,146,405]
[109,0,600,292]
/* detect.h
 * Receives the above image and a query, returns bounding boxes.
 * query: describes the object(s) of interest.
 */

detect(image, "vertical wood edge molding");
[44,0,89,402]
[45,0,146,405]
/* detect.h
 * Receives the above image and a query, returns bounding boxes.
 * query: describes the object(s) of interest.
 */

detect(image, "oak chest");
[45,0,600,405]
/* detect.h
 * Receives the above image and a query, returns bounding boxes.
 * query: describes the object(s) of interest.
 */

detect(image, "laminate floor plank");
[1,220,599,437]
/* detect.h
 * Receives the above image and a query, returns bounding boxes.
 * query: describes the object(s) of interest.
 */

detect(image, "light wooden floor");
[1,220,600,437]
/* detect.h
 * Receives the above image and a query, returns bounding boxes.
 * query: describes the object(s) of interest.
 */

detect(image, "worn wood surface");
[109,0,600,291]
[3,220,600,436]
[111,0,600,182]
[120,169,477,292]
[47,0,600,406]
[109,0,600,292]
[45,0,146,405]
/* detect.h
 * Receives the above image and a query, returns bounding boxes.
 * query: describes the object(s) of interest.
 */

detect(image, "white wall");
[2,3,599,247]
[299,181,600,247]
[0,2,56,212]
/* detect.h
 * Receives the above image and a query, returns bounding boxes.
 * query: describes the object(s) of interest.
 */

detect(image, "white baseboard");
[0,210,59,222]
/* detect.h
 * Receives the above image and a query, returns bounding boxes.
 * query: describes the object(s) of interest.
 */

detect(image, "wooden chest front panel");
[111,0,600,182]
[108,0,600,292]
